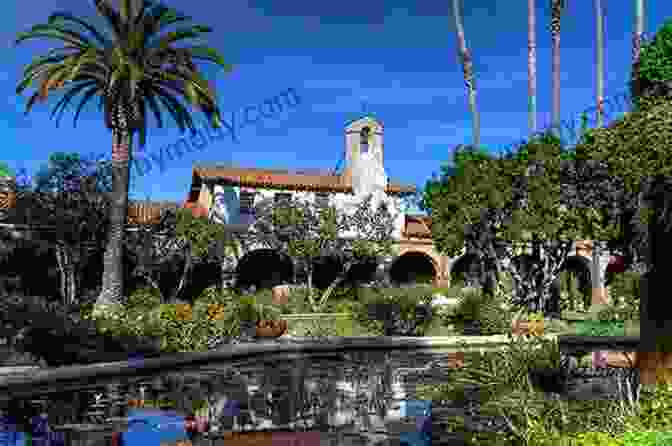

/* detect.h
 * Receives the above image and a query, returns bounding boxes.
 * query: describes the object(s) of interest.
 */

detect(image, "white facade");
[207,115,408,241]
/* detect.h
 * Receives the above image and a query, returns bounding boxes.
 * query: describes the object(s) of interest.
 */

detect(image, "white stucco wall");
[209,183,407,241]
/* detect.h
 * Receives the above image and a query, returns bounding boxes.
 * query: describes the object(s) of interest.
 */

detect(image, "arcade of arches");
[229,238,619,306]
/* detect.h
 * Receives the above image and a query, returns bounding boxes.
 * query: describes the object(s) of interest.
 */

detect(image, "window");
[274,192,292,205]
[360,127,370,153]
[315,192,329,209]
[240,190,255,214]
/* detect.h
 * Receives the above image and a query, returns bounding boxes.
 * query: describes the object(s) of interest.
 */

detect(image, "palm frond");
[92,0,123,41]
[72,86,102,127]
[150,25,212,50]
[49,80,98,126]
[17,0,229,146]
[143,90,164,128]
[48,12,112,47]
[17,23,95,49]
[183,46,232,70]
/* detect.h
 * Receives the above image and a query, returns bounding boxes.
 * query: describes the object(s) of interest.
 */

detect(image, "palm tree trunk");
[630,0,646,107]
[452,0,480,149]
[550,0,565,137]
[528,0,537,134]
[95,130,132,311]
[595,0,605,128]
[633,0,645,65]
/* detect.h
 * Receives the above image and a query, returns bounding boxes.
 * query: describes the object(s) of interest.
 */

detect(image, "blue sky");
[4,0,672,206]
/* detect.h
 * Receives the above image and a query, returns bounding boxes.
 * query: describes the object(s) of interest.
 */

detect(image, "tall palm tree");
[633,0,645,65]
[594,0,605,128]
[550,0,565,138]
[15,0,232,311]
[528,0,537,134]
[452,0,480,149]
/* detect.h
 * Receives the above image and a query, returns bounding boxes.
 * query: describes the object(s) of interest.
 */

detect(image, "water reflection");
[1,349,464,444]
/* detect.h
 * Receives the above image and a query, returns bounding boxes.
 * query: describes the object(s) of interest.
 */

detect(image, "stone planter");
[605,351,637,369]
[511,320,545,337]
[256,320,287,338]
[0,176,16,220]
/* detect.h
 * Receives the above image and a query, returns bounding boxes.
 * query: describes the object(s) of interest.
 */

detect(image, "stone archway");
[236,249,294,291]
[389,252,437,286]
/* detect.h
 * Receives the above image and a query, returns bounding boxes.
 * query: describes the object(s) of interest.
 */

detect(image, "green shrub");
[452,287,487,321]
[607,271,641,321]
[574,320,625,336]
[623,383,672,433]
[126,287,162,311]
[194,285,236,306]
[280,286,312,314]
[449,287,511,334]
[351,286,434,336]
[328,285,361,303]
[560,270,590,312]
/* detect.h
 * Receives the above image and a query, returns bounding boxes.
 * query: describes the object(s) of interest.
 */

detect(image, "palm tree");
[550,0,565,138]
[15,0,232,311]
[452,0,480,149]
[594,0,605,128]
[528,0,537,134]
[633,0,645,65]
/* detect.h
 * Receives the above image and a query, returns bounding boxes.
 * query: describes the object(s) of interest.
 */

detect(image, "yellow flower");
[207,304,226,320]
[175,304,193,321]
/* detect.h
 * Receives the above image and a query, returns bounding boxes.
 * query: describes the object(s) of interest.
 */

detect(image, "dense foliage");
[422,134,621,314]
[249,193,396,312]
[632,19,672,107]
[0,293,161,366]
[351,286,434,336]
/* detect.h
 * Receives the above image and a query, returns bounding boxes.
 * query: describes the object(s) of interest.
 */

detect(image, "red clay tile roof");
[183,201,209,218]
[191,165,416,195]
[403,214,432,238]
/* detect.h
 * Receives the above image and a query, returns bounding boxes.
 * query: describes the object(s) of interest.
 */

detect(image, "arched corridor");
[389,252,436,286]
[236,249,294,291]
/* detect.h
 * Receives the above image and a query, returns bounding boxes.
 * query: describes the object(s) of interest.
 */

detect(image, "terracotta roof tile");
[192,165,416,195]
[403,214,432,238]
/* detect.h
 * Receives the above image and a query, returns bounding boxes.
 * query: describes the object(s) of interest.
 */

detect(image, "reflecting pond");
[0,348,475,445]
[0,343,634,446]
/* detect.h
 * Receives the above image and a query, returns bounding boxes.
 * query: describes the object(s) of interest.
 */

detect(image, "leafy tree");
[426,134,622,314]
[248,194,396,312]
[13,152,113,306]
[574,95,672,379]
[15,0,232,311]
[632,19,672,108]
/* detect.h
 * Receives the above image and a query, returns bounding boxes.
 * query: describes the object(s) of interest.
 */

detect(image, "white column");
[590,241,611,306]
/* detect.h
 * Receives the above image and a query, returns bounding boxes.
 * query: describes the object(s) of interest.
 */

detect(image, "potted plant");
[256,303,287,338]
[511,310,545,337]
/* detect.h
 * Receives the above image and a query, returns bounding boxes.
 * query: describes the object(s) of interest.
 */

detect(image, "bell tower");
[342,116,387,196]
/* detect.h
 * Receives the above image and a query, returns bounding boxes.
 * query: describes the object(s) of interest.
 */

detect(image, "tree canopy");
[422,133,624,313]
